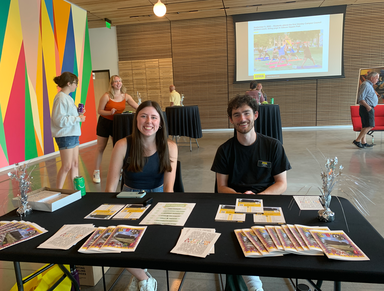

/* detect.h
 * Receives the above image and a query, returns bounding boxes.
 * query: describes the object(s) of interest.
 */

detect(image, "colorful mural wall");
[0,0,97,169]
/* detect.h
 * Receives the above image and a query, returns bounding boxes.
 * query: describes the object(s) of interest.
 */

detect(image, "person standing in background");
[169,85,181,106]
[93,75,139,183]
[353,71,379,148]
[51,72,86,189]
[246,82,267,103]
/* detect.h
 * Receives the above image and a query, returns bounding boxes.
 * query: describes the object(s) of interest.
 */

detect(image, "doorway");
[92,70,110,117]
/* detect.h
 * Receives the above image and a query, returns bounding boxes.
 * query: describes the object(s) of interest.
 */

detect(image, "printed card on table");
[294,196,323,210]
[84,204,126,220]
[253,207,285,224]
[112,204,150,220]
[215,205,245,222]
[235,198,263,214]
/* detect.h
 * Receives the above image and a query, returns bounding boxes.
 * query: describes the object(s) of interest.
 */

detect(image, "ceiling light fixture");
[153,0,166,17]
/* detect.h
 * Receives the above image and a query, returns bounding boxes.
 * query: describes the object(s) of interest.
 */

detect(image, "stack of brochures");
[215,199,286,224]
[79,225,147,253]
[171,227,221,258]
[235,224,369,261]
[0,220,47,250]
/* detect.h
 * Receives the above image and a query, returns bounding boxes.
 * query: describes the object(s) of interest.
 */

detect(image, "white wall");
[89,26,119,75]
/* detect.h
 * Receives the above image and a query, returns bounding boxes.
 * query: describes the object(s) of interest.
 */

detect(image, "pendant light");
[153,0,166,17]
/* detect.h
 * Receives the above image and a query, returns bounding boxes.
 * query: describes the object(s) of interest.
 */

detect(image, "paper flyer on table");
[294,196,323,210]
[181,227,216,254]
[171,228,221,258]
[139,202,195,226]
[38,224,95,250]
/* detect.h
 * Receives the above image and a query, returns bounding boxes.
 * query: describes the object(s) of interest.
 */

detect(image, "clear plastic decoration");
[137,91,142,105]
[305,149,376,221]
[8,163,34,217]
[318,157,343,222]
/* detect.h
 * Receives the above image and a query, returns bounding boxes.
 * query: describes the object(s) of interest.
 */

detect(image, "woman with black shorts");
[93,75,138,183]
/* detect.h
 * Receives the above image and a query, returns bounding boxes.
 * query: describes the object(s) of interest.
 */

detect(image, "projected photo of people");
[253,30,323,72]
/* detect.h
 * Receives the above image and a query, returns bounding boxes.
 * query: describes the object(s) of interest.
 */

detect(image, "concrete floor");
[1,127,384,290]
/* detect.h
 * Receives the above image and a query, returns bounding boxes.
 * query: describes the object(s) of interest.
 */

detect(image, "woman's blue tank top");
[123,136,164,189]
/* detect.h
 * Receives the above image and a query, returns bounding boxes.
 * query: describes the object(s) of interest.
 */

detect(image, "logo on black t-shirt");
[257,160,271,168]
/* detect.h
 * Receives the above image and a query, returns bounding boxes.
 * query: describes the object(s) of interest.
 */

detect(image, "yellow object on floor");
[10,264,72,291]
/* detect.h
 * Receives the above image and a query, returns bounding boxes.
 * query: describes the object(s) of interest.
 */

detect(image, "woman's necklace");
[112,90,124,101]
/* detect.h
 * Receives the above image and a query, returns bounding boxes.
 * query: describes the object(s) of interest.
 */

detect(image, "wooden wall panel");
[117,22,172,61]
[119,59,174,110]
[171,17,229,129]
[116,3,384,128]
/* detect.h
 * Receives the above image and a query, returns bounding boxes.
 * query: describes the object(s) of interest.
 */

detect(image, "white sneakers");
[138,273,157,291]
[126,271,157,291]
[127,276,138,291]
[242,275,264,291]
[93,170,100,183]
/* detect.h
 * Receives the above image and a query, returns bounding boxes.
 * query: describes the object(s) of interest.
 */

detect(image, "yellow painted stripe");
[71,5,86,105]
[27,74,43,148]
[0,0,22,120]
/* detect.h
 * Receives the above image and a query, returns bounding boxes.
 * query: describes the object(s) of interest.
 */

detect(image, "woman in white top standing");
[51,72,86,189]
[93,75,138,183]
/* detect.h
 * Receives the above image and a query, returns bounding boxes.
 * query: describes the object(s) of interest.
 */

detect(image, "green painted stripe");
[0,0,11,62]
[25,65,38,160]
[0,105,8,163]
[81,19,92,105]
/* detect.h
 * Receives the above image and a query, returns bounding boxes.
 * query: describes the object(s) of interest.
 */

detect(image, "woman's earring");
[159,125,162,129]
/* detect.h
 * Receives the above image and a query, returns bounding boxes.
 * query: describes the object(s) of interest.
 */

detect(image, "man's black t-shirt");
[211,133,291,193]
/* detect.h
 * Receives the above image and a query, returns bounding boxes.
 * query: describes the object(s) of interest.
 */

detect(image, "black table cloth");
[112,112,168,145]
[165,106,203,139]
[1,193,384,289]
[256,104,283,143]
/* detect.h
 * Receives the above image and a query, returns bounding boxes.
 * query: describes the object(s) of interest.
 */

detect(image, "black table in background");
[166,106,203,151]
[1,193,384,291]
[112,112,167,146]
[256,104,283,144]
